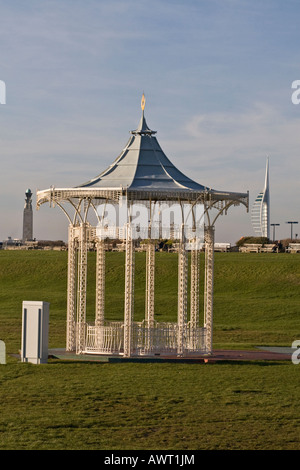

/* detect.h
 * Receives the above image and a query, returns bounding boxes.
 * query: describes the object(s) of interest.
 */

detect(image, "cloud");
[184,102,300,157]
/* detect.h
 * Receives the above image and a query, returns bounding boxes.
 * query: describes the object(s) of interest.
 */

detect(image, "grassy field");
[0,250,300,450]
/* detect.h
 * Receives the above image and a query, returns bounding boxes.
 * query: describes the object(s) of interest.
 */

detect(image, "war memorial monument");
[23,189,33,242]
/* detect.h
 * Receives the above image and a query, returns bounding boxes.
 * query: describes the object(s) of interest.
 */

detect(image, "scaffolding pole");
[124,225,135,357]
[204,225,214,354]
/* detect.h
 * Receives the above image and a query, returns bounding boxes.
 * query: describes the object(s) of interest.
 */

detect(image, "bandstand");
[36,95,248,358]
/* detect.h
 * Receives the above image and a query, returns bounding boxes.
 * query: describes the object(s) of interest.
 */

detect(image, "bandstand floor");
[47,347,292,363]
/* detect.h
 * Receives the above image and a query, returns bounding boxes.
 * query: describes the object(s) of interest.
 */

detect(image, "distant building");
[23,189,33,241]
[2,237,22,248]
[251,157,270,239]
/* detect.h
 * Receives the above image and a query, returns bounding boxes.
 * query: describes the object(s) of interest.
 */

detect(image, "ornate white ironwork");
[177,230,188,356]
[36,97,248,358]
[84,320,206,356]
[124,224,135,357]
[145,242,155,326]
[190,246,200,350]
[66,225,77,351]
[144,241,155,354]
[76,223,88,354]
[95,239,105,327]
[63,217,216,357]
[204,226,214,353]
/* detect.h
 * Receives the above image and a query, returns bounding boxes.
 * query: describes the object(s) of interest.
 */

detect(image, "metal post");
[95,239,105,327]
[66,225,77,351]
[204,225,214,354]
[76,222,88,354]
[270,223,280,242]
[190,246,200,350]
[177,225,188,356]
[124,224,135,357]
[145,241,155,353]
[145,242,155,325]
[286,221,298,240]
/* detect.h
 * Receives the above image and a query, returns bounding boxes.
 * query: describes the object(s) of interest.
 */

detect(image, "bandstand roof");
[36,95,248,207]
[78,106,207,194]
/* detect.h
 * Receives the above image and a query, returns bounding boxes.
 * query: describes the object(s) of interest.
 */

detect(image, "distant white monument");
[251,157,270,239]
[23,189,33,241]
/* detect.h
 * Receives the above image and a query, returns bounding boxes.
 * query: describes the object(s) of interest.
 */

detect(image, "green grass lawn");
[0,250,300,450]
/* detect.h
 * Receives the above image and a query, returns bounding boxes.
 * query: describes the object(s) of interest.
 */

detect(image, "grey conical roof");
[36,99,248,210]
[78,108,206,193]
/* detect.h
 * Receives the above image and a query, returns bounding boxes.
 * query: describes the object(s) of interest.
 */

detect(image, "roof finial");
[141,93,145,111]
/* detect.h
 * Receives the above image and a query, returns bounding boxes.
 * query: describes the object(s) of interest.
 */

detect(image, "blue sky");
[1,0,300,243]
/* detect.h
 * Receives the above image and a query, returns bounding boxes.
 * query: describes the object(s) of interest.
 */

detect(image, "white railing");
[132,321,178,355]
[85,322,124,354]
[84,320,206,356]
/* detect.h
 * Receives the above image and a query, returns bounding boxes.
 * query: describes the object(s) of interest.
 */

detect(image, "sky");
[1,0,300,244]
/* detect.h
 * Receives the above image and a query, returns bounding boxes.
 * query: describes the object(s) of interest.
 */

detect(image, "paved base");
[49,347,292,363]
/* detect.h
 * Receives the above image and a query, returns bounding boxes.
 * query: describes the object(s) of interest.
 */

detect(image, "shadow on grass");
[45,357,291,367]
[209,360,290,366]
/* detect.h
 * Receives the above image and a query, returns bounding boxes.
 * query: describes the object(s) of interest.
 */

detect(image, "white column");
[66,225,77,352]
[124,224,135,357]
[177,226,188,356]
[145,242,155,326]
[145,241,155,354]
[95,239,105,327]
[76,223,88,354]
[190,246,200,350]
[204,225,214,354]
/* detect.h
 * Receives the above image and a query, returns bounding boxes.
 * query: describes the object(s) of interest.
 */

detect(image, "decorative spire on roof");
[141,92,145,111]
[130,93,157,136]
